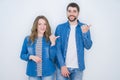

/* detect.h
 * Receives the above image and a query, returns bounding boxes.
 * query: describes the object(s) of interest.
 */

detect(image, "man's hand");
[61,66,70,77]
[81,25,91,33]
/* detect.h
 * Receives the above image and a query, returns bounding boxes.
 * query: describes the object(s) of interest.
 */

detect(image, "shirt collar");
[66,20,82,28]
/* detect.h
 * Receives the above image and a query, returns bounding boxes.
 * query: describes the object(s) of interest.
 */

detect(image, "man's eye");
[73,10,77,13]
[68,10,71,12]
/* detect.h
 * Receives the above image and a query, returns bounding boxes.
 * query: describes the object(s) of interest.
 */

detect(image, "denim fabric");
[55,20,92,70]
[56,68,83,80]
[20,36,56,76]
[29,72,55,80]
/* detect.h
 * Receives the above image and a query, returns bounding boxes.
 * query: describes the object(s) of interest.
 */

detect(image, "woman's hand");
[49,35,59,46]
[29,55,42,63]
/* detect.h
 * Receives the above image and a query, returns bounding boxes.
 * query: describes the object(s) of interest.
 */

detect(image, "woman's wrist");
[29,55,33,60]
[51,42,55,46]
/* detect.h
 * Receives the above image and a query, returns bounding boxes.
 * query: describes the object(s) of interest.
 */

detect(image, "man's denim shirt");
[55,20,92,71]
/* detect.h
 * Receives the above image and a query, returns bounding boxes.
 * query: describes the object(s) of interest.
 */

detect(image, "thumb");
[87,24,92,28]
[56,36,60,39]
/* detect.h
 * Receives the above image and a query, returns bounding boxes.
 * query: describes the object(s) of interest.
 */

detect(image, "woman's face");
[37,19,47,34]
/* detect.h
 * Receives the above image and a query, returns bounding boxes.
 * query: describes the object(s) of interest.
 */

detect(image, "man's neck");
[69,19,78,26]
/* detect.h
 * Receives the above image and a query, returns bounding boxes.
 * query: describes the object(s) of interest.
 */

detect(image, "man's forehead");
[68,7,77,10]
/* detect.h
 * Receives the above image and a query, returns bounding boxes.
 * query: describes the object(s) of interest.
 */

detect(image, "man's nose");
[70,11,74,15]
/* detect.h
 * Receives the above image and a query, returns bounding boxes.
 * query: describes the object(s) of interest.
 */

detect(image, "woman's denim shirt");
[20,36,56,77]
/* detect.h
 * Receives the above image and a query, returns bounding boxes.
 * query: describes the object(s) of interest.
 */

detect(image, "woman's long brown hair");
[29,15,51,42]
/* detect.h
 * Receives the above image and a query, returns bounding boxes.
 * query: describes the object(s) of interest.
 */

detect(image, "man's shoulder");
[78,20,86,26]
[57,21,68,29]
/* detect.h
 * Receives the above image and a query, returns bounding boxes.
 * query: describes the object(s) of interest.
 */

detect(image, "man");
[55,2,93,80]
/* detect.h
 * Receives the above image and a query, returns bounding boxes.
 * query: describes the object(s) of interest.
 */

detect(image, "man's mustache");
[68,15,76,17]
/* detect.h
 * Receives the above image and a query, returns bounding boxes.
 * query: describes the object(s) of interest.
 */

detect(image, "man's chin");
[68,17,77,22]
[69,19,76,22]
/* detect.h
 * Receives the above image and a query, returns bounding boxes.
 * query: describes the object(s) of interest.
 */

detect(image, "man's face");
[67,7,79,22]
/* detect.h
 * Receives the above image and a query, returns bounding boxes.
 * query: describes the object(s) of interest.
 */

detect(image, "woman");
[20,15,58,80]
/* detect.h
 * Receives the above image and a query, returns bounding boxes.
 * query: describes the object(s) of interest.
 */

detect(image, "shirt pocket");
[27,45,35,55]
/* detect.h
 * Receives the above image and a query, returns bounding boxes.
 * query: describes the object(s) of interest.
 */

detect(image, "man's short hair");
[67,2,80,12]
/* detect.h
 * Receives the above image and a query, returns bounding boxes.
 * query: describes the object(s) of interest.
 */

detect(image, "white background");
[0,0,120,80]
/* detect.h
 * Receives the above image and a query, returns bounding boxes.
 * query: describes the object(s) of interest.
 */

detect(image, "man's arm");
[55,26,65,67]
[81,25,93,49]
[55,26,70,77]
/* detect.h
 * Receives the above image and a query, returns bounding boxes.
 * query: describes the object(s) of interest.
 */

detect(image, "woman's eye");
[44,23,47,25]
[38,23,41,25]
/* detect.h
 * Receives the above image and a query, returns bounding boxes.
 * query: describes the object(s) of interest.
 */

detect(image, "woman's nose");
[41,26,44,29]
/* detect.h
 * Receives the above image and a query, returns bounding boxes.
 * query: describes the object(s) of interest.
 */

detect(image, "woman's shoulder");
[24,35,30,41]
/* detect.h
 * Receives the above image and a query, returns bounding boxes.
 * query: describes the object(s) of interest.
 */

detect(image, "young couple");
[20,2,92,80]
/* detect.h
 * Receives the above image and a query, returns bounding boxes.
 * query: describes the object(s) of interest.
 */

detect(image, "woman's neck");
[38,33,43,37]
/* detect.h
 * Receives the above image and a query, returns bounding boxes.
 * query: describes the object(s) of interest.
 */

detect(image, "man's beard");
[68,15,77,22]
